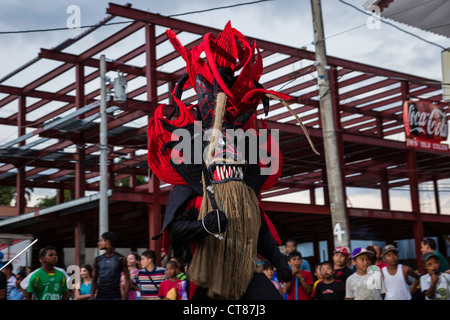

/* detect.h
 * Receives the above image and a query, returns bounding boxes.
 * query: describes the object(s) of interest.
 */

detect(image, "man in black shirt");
[90,231,129,300]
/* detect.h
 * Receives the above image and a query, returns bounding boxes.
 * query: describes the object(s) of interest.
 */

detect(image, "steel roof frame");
[0,3,449,267]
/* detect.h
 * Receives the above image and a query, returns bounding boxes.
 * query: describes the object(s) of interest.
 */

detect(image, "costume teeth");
[215,165,244,180]
[218,166,223,180]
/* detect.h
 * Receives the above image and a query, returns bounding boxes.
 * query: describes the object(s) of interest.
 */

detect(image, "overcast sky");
[0,0,449,209]
[0,0,448,80]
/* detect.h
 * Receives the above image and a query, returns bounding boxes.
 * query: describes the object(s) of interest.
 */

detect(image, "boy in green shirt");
[25,246,70,300]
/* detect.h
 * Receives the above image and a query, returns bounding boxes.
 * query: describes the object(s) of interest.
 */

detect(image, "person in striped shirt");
[134,250,166,300]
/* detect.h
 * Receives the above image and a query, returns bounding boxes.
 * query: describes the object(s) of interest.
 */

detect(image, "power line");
[0,0,272,35]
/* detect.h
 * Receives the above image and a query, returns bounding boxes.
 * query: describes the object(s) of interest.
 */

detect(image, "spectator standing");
[121,252,140,300]
[345,247,386,300]
[262,260,283,296]
[25,246,70,300]
[135,249,166,300]
[381,244,420,300]
[90,231,130,300]
[170,256,190,299]
[312,261,345,300]
[420,238,450,273]
[284,240,310,271]
[21,265,70,294]
[420,252,450,300]
[332,246,354,286]
[8,270,26,300]
[170,256,187,281]
[1,261,16,299]
[0,267,6,300]
[158,261,182,300]
[311,263,323,297]
[284,239,297,256]
[74,264,93,300]
[373,245,388,269]
[284,251,313,300]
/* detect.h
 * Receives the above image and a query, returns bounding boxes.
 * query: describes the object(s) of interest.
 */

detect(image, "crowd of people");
[279,238,450,300]
[1,233,449,300]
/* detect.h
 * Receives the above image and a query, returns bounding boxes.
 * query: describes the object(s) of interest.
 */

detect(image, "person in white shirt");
[420,252,450,300]
[381,244,420,300]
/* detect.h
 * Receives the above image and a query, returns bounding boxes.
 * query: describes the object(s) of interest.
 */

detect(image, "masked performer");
[148,22,317,300]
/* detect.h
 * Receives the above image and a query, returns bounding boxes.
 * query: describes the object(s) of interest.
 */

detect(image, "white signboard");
[0,234,33,273]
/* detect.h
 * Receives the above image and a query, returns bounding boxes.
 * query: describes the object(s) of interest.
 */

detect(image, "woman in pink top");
[121,252,141,300]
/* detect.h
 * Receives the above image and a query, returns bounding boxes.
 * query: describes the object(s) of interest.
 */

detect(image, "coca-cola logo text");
[404,101,448,141]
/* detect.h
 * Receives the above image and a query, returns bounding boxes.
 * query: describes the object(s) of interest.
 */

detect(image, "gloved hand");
[203,209,228,234]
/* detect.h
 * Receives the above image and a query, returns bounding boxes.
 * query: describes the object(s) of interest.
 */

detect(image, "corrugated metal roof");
[368,0,450,38]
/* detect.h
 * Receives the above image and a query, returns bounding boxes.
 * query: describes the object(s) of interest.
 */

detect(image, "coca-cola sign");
[403,100,448,141]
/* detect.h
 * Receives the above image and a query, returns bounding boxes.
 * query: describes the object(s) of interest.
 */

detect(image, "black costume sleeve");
[257,220,291,283]
[168,206,228,243]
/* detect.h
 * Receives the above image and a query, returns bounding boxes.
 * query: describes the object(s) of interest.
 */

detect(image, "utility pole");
[99,54,109,237]
[310,0,350,249]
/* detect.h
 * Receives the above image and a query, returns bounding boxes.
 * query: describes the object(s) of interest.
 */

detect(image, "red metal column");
[145,23,158,109]
[16,95,26,215]
[433,175,441,215]
[380,169,390,210]
[322,169,330,206]
[74,221,86,266]
[407,149,424,273]
[309,187,316,205]
[57,182,65,204]
[145,23,162,263]
[75,64,86,199]
[148,174,161,265]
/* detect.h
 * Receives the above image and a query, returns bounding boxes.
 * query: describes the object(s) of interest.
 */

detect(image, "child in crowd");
[25,246,70,300]
[283,251,313,300]
[381,244,420,300]
[332,246,354,287]
[420,238,450,273]
[170,256,187,281]
[262,260,283,296]
[134,249,166,300]
[1,261,16,299]
[311,263,323,297]
[312,261,345,300]
[420,252,450,300]
[345,247,386,300]
[170,257,190,300]
[8,270,26,300]
[158,261,182,300]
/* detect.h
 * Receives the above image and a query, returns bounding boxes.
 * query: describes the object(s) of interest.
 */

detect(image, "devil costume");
[148,22,308,300]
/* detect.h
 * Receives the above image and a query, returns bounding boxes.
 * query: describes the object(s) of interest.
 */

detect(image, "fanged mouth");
[213,165,244,181]
[208,157,246,182]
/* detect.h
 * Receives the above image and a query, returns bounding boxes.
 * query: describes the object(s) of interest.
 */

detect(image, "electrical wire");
[0,0,448,195]
[0,0,272,35]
